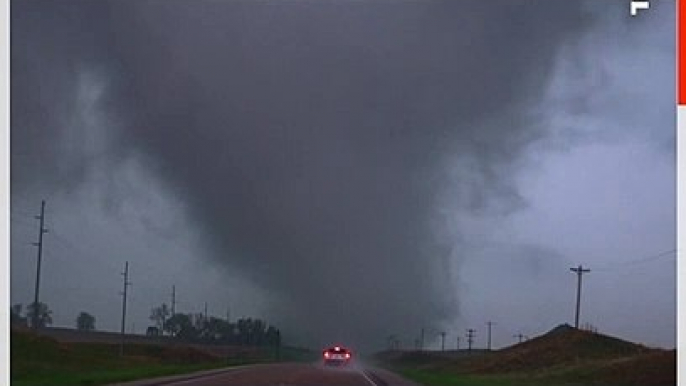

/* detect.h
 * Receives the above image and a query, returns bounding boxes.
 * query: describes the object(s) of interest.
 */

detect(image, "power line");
[46,226,129,282]
[594,249,676,271]
[10,201,40,216]
[49,224,161,275]
[10,215,36,228]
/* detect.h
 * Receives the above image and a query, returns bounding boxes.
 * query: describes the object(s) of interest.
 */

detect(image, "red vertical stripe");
[680,0,686,104]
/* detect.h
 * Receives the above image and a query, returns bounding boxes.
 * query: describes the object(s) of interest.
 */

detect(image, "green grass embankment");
[374,326,675,386]
[11,329,308,386]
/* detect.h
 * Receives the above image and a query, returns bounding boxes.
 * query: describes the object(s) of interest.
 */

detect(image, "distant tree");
[26,302,52,328]
[234,317,269,345]
[205,317,231,341]
[150,303,170,335]
[252,318,266,345]
[10,304,27,327]
[163,313,281,346]
[165,313,195,340]
[265,325,280,346]
[237,318,250,344]
[76,312,96,331]
[191,313,210,340]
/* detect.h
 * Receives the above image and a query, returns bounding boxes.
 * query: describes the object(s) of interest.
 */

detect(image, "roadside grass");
[12,362,227,386]
[10,329,289,386]
[399,369,523,386]
[394,356,671,386]
[278,346,319,363]
[399,366,607,386]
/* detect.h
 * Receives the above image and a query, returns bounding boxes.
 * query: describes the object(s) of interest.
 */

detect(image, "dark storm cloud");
[12,1,594,348]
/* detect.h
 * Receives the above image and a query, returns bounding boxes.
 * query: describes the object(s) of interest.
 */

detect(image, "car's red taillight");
[324,351,330,358]
[345,353,351,359]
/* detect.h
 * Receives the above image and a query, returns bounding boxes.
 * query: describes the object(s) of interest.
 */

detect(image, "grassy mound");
[375,325,675,386]
[459,325,649,373]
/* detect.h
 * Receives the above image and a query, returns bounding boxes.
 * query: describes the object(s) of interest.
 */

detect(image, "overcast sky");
[11,0,675,351]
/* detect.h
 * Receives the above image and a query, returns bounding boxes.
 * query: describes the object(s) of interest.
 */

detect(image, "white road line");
[358,370,381,386]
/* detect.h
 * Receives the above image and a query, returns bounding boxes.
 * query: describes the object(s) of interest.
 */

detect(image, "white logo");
[630,1,650,16]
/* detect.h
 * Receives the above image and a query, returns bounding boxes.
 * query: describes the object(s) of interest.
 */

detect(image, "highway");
[113,362,420,386]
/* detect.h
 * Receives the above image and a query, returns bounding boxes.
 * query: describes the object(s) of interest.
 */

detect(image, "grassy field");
[11,329,312,386]
[374,325,676,386]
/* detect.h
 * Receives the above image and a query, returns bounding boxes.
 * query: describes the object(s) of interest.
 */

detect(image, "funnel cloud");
[11,1,674,350]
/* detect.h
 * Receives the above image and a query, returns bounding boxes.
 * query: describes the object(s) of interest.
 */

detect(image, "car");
[322,345,352,366]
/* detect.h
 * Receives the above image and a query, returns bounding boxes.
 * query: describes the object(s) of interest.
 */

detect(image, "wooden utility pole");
[440,331,446,351]
[486,321,496,350]
[466,329,475,351]
[120,261,131,356]
[570,265,591,329]
[513,333,526,344]
[171,285,176,316]
[32,200,48,330]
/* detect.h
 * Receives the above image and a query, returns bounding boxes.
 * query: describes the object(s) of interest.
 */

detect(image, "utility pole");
[31,200,48,330]
[171,285,176,316]
[456,336,460,350]
[513,333,526,344]
[466,329,475,351]
[120,261,131,356]
[486,321,496,350]
[420,328,425,351]
[204,302,208,321]
[440,331,446,351]
[570,265,591,329]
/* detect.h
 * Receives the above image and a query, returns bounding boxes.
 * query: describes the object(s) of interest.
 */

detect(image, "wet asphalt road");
[112,362,420,386]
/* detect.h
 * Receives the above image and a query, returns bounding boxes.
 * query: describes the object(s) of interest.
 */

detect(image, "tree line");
[11,302,95,331]
[10,301,282,348]
[148,303,281,347]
